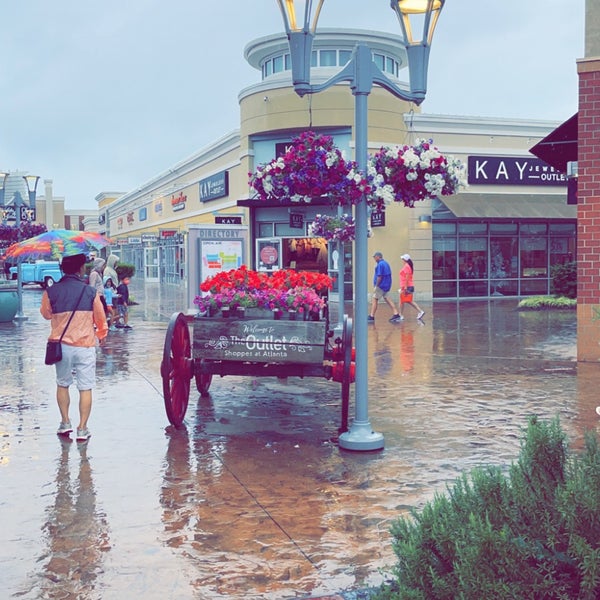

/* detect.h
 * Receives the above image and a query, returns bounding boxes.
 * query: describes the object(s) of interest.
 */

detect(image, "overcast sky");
[0,1,585,210]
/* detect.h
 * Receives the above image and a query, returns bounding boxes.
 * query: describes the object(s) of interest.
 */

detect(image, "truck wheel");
[43,276,55,289]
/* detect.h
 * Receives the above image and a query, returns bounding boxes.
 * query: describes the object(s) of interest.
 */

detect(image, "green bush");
[518,295,576,310]
[375,416,600,600]
[551,261,577,299]
[116,262,135,280]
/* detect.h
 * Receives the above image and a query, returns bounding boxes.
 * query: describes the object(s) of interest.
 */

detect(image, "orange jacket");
[40,275,108,347]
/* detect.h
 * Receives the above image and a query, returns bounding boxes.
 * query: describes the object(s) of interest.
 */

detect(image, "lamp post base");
[13,313,28,322]
[339,422,384,451]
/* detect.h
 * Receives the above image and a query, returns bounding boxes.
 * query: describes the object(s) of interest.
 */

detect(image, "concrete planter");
[0,283,19,322]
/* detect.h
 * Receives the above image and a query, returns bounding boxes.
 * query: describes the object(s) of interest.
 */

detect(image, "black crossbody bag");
[45,285,87,365]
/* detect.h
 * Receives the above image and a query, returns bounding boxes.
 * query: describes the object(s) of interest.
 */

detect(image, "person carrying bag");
[40,253,108,441]
[44,285,87,365]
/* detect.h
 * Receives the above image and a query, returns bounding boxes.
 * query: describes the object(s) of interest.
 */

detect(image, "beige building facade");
[98,28,573,313]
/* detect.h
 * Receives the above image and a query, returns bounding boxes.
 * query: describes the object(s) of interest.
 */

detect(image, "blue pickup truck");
[9,260,63,288]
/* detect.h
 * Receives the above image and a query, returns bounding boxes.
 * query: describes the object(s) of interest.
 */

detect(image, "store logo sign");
[199,171,229,203]
[171,192,187,211]
[468,156,567,186]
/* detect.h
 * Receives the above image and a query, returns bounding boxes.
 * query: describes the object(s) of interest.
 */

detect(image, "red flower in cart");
[194,266,333,315]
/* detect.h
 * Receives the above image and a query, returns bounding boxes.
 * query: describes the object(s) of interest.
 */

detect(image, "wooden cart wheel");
[161,312,194,428]
[195,362,213,397]
[340,314,353,433]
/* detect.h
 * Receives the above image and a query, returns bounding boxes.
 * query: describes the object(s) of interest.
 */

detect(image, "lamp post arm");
[303,58,357,95]
[293,43,428,106]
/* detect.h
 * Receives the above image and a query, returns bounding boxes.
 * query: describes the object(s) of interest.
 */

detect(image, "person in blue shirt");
[368,251,401,323]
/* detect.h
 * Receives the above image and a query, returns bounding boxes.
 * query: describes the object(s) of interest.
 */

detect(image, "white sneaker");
[417,311,425,320]
[57,421,73,435]
[76,427,91,441]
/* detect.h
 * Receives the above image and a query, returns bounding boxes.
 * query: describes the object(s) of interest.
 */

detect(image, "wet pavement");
[1,280,599,600]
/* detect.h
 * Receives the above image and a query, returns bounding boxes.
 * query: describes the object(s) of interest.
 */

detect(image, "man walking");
[368,251,401,323]
[40,253,108,441]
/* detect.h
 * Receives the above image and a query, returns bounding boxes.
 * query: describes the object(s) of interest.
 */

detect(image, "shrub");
[375,416,600,600]
[116,262,135,280]
[551,261,577,299]
[518,295,576,310]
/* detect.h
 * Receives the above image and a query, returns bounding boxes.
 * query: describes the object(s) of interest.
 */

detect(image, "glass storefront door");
[144,246,159,282]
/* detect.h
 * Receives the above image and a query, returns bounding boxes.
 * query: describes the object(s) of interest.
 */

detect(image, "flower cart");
[160,267,355,431]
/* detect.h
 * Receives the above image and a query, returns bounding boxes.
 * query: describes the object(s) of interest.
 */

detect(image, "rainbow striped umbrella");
[2,229,112,261]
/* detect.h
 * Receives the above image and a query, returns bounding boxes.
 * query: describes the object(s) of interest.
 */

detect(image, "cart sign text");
[193,320,326,364]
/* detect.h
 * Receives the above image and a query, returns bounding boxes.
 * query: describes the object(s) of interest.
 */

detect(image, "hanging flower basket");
[309,213,355,243]
[248,131,370,206]
[367,138,468,209]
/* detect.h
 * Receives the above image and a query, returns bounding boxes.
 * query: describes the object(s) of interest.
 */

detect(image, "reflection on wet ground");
[1,284,599,599]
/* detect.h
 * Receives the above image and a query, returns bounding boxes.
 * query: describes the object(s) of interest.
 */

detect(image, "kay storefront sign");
[468,156,567,186]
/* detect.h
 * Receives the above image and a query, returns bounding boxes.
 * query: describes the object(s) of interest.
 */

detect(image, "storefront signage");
[197,229,243,239]
[127,212,135,225]
[160,229,178,238]
[117,218,123,230]
[290,213,304,229]
[139,207,147,221]
[154,201,163,214]
[142,234,157,242]
[1,206,35,222]
[275,142,292,157]
[199,171,229,203]
[468,156,567,186]
[98,213,106,225]
[370,210,385,228]
[215,216,242,225]
[171,192,187,212]
[128,237,142,244]
[193,320,325,365]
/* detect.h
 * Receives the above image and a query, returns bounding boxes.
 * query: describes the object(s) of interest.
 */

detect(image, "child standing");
[103,276,118,330]
[116,276,132,329]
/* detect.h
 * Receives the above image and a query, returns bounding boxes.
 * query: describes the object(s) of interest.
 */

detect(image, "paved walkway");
[1,280,598,599]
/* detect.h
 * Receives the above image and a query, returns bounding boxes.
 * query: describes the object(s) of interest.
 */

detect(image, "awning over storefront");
[529,113,578,173]
[437,194,576,220]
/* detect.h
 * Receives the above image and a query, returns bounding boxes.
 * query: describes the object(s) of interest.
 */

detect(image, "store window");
[320,50,336,66]
[458,237,487,297]
[549,223,576,266]
[273,55,284,73]
[432,220,576,299]
[339,50,351,65]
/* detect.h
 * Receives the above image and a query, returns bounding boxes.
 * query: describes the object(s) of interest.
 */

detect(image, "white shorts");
[373,286,389,300]
[55,344,97,391]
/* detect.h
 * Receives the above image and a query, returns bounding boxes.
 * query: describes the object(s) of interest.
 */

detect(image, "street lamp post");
[13,190,28,321]
[13,175,40,321]
[275,0,444,451]
[0,172,7,225]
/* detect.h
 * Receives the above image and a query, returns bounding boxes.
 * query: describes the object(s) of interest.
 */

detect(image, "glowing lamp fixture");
[390,0,445,100]
[275,0,325,96]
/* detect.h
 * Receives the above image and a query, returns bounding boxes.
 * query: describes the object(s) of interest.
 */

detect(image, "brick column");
[576,57,600,360]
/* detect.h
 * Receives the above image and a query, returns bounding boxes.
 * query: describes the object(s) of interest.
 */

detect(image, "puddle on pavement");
[3,296,600,599]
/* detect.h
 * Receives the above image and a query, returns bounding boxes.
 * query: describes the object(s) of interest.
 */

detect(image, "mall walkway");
[1,280,598,600]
